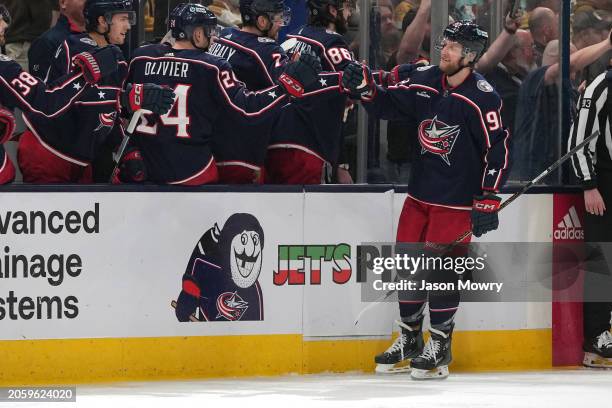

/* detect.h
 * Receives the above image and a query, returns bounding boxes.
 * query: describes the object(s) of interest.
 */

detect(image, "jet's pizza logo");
[554,205,584,240]
[418,116,460,165]
[274,244,352,285]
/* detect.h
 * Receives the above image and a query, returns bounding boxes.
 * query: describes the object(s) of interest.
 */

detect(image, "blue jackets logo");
[418,116,460,165]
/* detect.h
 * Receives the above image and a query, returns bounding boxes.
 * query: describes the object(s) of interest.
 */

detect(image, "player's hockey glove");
[0,106,15,144]
[122,83,175,115]
[73,45,123,84]
[111,146,147,184]
[277,50,322,97]
[342,61,375,99]
[471,194,502,237]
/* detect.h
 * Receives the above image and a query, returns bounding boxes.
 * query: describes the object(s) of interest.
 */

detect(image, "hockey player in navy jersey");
[266,0,355,184]
[207,0,291,183]
[344,21,511,380]
[0,3,124,184]
[124,3,323,186]
[17,0,174,183]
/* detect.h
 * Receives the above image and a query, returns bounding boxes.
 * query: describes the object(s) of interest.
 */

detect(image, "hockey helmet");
[240,0,291,27]
[84,0,136,32]
[435,20,489,64]
[169,3,219,41]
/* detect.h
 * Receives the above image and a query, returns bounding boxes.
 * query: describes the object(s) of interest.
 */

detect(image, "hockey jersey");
[362,65,512,207]
[23,33,128,165]
[270,25,353,165]
[126,43,289,184]
[176,257,263,322]
[208,28,290,174]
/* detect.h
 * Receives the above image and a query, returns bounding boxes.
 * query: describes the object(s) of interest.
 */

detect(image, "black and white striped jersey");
[568,70,612,189]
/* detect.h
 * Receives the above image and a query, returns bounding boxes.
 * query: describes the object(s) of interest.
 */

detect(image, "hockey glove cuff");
[278,50,322,97]
[111,146,147,184]
[122,83,176,115]
[471,194,501,237]
[342,62,375,99]
[0,107,16,144]
[73,45,123,84]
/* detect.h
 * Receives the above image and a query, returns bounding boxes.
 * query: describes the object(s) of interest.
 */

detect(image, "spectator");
[512,31,612,182]
[529,6,558,66]
[573,10,612,85]
[3,0,54,70]
[574,0,612,14]
[484,29,535,135]
[396,0,430,64]
[28,0,86,81]
[393,0,418,28]
[526,0,560,14]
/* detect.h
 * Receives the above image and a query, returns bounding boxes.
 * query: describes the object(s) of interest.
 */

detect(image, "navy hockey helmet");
[169,3,219,42]
[436,20,489,64]
[0,3,11,26]
[240,0,291,27]
[307,0,354,32]
[84,0,136,32]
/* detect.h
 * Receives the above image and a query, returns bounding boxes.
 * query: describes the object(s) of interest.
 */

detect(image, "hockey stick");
[109,109,144,183]
[354,130,601,325]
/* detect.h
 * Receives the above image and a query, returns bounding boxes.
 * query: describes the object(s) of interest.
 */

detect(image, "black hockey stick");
[109,109,144,183]
[354,130,601,325]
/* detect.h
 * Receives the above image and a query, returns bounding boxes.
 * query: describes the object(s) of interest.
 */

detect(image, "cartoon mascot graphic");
[173,213,264,322]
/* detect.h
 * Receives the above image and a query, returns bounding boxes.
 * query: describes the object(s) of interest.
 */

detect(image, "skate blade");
[583,353,612,369]
[375,362,411,374]
[410,366,449,380]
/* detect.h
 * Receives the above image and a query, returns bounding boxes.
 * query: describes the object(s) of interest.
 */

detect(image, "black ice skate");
[410,326,453,380]
[583,329,612,368]
[375,320,423,374]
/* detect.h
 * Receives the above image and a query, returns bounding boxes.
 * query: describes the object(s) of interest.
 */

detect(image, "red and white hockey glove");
[0,106,16,144]
[471,194,501,237]
[121,83,176,115]
[111,146,147,184]
[277,50,322,97]
[73,45,123,84]
[342,61,375,100]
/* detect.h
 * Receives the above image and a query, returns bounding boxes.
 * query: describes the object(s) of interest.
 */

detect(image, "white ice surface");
[9,370,612,408]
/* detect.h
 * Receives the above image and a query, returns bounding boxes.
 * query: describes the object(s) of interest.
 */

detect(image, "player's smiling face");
[107,13,132,45]
[229,230,263,288]
[439,40,466,74]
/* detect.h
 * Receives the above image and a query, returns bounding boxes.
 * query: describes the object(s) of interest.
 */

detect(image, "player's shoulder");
[406,64,442,85]
[0,53,22,74]
[182,49,232,73]
[291,25,348,49]
[132,43,172,58]
[467,72,502,105]
[66,33,97,52]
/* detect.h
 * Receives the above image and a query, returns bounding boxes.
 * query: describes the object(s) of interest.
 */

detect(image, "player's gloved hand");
[471,194,502,237]
[0,106,16,144]
[73,45,123,84]
[122,83,176,115]
[111,146,147,184]
[277,50,322,97]
[342,61,375,99]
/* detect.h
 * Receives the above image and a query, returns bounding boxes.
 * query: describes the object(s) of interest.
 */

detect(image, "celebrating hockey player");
[266,0,355,184]
[17,0,175,183]
[343,21,511,379]
[208,0,292,183]
[0,2,123,184]
[123,3,323,185]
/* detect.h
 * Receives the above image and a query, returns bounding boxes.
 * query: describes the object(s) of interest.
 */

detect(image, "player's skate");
[583,329,612,368]
[375,320,423,374]
[410,325,453,380]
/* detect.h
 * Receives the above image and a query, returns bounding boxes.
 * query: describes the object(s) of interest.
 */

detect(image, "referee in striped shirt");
[568,62,612,367]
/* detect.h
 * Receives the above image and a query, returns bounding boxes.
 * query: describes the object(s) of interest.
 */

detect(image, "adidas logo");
[554,206,584,240]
